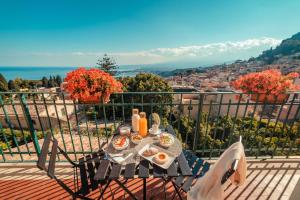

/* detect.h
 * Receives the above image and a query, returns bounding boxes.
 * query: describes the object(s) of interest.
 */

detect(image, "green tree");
[0,73,8,92]
[41,76,49,87]
[48,76,56,87]
[96,54,118,76]
[55,75,62,86]
[28,81,37,89]
[8,80,16,91]
[118,73,173,117]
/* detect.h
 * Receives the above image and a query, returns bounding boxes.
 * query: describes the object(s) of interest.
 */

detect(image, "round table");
[104,132,182,165]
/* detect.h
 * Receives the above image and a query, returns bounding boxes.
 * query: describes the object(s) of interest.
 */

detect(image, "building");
[0,99,75,131]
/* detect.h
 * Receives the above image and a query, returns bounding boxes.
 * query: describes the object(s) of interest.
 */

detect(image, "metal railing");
[0,91,299,162]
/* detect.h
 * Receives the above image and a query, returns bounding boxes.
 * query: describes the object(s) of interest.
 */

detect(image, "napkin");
[110,153,133,164]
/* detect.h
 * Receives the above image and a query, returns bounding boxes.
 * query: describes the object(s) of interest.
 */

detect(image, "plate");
[112,136,129,150]
[159,133,175,148]
[131,134,143,145]
[138,144,175,169]
[149,128,162,135]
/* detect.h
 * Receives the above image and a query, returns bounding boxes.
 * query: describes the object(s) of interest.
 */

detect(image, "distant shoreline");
[0,66,160,80]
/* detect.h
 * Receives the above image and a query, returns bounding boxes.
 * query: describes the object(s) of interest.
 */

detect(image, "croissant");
[142,147,158,157]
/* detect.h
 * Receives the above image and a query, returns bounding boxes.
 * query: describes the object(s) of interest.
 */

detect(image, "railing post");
[0,146,5,162]
[20,94,41,155]
[193,93,204,151]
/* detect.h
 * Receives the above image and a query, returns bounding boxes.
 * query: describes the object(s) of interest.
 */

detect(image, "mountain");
[257,32,300,64]
[159,32,300,77]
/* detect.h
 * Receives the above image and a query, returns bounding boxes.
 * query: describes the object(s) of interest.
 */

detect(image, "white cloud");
[146,37,280,58]
[25,37,281,66]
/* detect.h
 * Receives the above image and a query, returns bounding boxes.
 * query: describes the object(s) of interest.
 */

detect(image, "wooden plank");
[92,152,101,169]
[78,157,89,195]
[188,155,198,168]
[94,160,110,181]
[86,155,98,190]
[47,139,58,178]
[177,152,192,176]
[181,176,195,192]
[198,162,210,177]
[124,163,136,179]
[184,150,193,161]
[192,158,204,176]
[174,176,185,187]
[109,164,122,179]
[167,162,178,177]
[153,164,166,177]
[37,133,51,170]
[138,159,150,178]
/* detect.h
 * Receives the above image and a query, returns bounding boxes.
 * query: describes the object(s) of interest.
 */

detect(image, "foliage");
[8,80,16,91]
[41,76,48,87]
[258,32,300,64]
[7,75,63,91]
[175,114,300,156]
[117,73,173,118]
[0,128,45,150]
[13,78,34,90]
[41,75,63,88]
[232,69,299,102]
[64,67,123,103]
[96,54,118,76]
[0,73,8,92]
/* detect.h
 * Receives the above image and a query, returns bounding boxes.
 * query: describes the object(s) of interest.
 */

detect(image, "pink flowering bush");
[64,67,123,103]
[231,69,299,102]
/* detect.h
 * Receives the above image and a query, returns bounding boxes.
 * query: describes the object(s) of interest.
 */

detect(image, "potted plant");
[231,69,299,103]
[64,67,123,103]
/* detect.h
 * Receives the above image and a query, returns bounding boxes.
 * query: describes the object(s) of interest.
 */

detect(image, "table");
[103,129,183,165]
[93,125,193,200]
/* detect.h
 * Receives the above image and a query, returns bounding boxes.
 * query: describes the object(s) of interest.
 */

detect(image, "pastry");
[154,152,169,164]
[131,134,143,144]
[142,147,158,157]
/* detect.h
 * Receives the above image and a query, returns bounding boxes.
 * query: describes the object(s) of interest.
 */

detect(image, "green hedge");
[0,128,45,151]
[175,114,300,156]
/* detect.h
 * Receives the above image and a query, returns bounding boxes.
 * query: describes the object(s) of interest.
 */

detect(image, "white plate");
[131,134,143,145]
[112,136,129,150]
[149,128,162,135]
[138,144,175,169]
[159,133,175,148]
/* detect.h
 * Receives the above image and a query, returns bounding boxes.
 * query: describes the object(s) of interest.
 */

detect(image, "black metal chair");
[37,132,107,200]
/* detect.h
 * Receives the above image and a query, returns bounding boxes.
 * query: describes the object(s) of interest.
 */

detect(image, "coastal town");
[166,59,300,93]
[1,1,300,199]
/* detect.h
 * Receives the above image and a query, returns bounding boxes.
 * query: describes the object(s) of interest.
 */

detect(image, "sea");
[0,66,146,80]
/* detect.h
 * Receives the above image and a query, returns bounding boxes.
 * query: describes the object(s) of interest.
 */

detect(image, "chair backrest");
[37,133,59,178]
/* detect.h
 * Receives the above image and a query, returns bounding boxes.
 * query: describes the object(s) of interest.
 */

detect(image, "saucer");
[149,128,162,135]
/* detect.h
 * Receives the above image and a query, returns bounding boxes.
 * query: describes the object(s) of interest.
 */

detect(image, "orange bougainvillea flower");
[231,69,299,97]
[64,67,123,103]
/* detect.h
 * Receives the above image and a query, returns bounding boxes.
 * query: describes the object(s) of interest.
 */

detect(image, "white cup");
[152,124,159,133]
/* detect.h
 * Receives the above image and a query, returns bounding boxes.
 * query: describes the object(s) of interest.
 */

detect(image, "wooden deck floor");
[0,159,299,200]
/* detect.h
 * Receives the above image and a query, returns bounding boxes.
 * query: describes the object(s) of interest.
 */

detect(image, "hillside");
[159,32,300,77]
[257,32,300,64]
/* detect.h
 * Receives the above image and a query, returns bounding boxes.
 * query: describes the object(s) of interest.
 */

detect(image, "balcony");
[0,91,299,199]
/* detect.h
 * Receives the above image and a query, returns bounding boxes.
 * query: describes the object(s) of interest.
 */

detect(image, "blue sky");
[0,0,300,67]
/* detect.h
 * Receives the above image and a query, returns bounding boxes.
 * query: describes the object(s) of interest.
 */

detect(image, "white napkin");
[110,153,133,164]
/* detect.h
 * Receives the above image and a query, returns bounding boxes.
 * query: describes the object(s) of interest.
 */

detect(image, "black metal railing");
[0,91,299,162]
